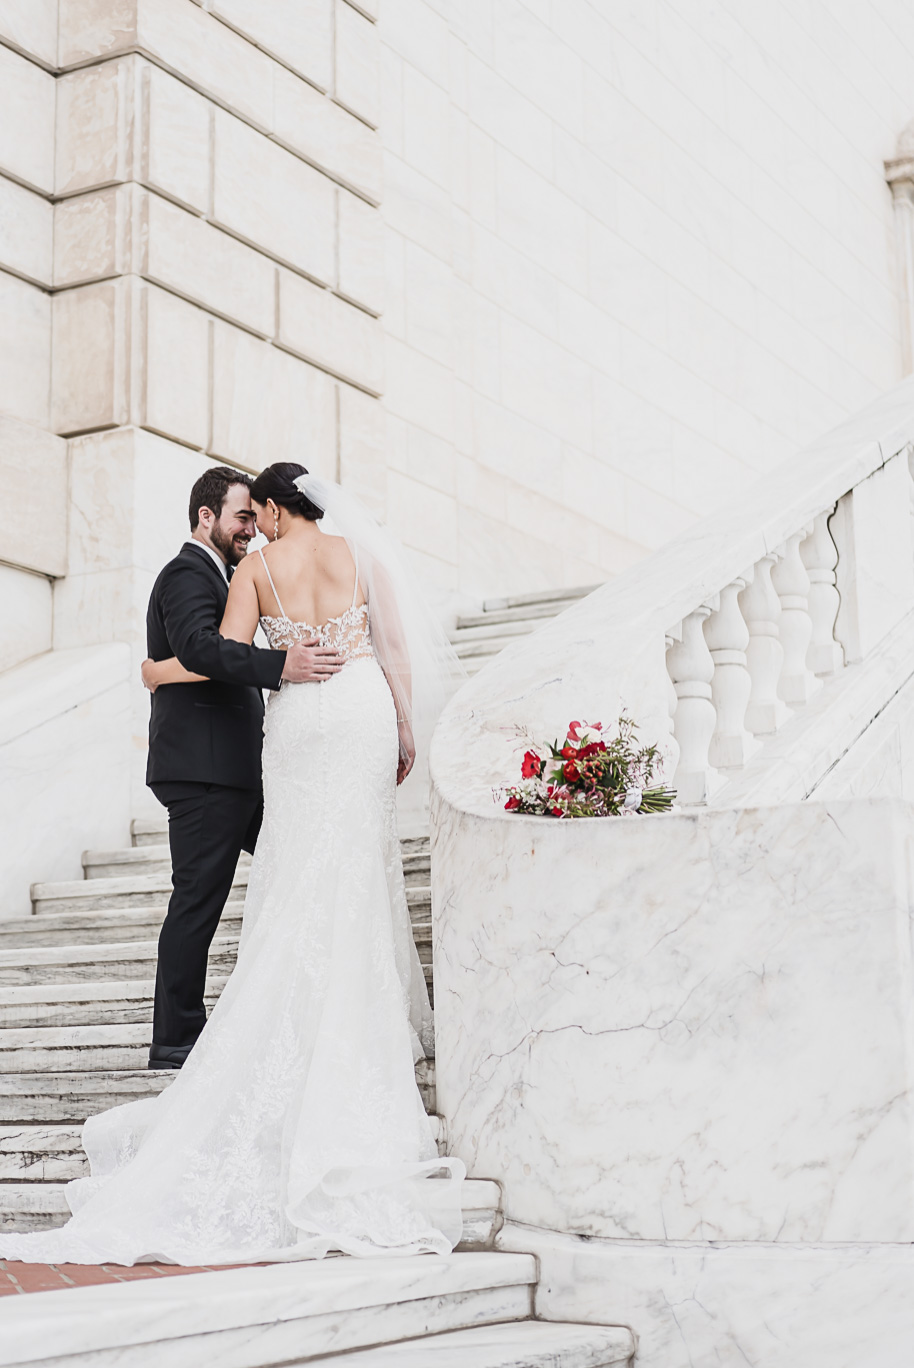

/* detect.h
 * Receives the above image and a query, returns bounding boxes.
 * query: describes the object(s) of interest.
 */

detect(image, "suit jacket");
[146,542,286,789]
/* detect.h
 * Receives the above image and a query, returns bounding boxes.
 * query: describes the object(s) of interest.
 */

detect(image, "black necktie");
[226,563,235,582]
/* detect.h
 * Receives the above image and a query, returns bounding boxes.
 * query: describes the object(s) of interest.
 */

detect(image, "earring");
[273,512,279,542]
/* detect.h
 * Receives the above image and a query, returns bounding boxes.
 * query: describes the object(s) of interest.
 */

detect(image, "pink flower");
[567,720,603,745]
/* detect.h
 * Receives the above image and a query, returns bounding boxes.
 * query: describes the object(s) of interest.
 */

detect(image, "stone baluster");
[667,606,719,804]
[703,574,759,770]
[738,555,788,735]
[800,510,843,677]
[663,629,682,779]
[771,533,820,706]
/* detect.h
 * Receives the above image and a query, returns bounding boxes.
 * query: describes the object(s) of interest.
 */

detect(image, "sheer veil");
[294,474,465,787]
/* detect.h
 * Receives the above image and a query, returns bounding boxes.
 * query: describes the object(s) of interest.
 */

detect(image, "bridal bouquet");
[501,716,676,818]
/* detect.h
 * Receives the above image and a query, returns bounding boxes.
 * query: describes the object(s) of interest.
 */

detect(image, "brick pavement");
[0,1260,255,1295]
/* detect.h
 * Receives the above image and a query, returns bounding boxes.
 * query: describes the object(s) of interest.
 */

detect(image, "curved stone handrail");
[431,374,914,817]
[0,644,132,918]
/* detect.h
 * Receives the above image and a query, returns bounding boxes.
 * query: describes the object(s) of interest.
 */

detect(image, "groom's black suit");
[146,542,286,1058]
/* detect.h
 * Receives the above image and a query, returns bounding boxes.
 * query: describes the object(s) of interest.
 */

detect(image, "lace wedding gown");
[0,558,464,1266]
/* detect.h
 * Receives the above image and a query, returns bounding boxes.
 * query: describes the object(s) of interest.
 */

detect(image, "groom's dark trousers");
[146,542,286,1055]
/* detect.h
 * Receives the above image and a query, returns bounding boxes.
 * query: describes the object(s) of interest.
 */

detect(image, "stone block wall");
[379,0,914,601]
[0,0,386,817]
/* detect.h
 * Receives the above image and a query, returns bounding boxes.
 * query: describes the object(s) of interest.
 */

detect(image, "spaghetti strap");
[258,547,287,620]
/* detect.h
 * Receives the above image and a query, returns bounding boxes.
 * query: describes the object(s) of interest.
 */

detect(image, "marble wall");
[431,795,914,1362]
[433,797,914,1244]
[379,0,914,600]
[0,644,132,917]
[500,1223,914,1368]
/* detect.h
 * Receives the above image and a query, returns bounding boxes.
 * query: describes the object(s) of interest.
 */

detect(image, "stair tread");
[311,1319,635,1367]
[455,597,589,630]
[32,874,431,903]
[0,977,212,1004]
[481,584,599,611]
[0,1175,496,1211]
[0,1253,538,1362]
[0,936,237,967]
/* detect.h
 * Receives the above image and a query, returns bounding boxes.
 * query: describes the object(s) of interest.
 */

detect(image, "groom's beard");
[210,523,250,566]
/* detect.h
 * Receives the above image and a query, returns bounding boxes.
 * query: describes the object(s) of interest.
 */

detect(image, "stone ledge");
[0,1249,537,1365]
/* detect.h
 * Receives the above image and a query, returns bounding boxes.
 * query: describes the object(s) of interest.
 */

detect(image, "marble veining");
[500,1222,914,1368]
[432,796,914,1246]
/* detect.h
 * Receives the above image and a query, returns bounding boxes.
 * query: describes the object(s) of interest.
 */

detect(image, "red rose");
[504,795,521,810]
[550,805,564,817]
[562,760,579,783]
[521,750,542,779]
[561,744,577,759]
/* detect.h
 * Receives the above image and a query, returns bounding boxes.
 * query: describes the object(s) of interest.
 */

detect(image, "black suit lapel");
[182,542,229,601]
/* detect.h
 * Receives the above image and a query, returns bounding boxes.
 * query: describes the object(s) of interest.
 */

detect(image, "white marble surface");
[317,1319,635,1366]
[0,1251,537,1366]
[0,645,132,919]
[433,796,914,1244]
[815,667,914,802]
[500,1222,914,1368]
[430,379,914,817]
[0,415,67,578]
[831,451,914,663]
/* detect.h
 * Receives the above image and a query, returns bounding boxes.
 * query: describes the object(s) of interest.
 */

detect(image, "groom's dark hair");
[189,466,253,530]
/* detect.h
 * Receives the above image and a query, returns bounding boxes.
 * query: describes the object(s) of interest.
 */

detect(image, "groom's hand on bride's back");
[281,641,345,683]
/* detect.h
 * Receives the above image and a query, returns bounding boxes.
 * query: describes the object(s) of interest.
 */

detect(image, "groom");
[144,466,343,1070]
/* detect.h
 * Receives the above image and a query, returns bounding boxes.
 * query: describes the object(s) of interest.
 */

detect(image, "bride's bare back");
[221,524,364,646]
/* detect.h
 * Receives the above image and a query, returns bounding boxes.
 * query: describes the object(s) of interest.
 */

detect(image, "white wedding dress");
[0,554,464,1266]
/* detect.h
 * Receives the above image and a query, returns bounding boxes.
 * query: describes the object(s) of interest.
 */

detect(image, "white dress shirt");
[188,539,229,583]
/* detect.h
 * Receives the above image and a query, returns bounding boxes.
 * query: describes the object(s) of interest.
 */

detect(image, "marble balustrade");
[429,375,914,1364]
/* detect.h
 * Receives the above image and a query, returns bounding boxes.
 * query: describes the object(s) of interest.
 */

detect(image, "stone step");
[0,1022,162,1073]
[33,869,432,914]
[0,1011,427,1069]
[481,583,599,612]
[0,1114,446,1181]
[455,596,591,631]
[0,1069,176,1123]
[309,1321,635,1367]
[131,815,431,854]
[0,1251,539,1367]
[32,871,249,915]
[82,842,431,886]
[0,935,434,989]
[83,845,250,882]
[0,904,243,948]
[0,1059,435,1123]
[0,897,432,949]
[0,1174,498,1246]
[0,978,226,1029]
[0,936,240,986]
[450,618,540,649]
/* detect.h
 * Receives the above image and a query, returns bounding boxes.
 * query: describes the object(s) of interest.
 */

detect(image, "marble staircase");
[0,1254,636,1367]
[0,818,635,1368]
[0,820,438,1235]
[450,585,599,675]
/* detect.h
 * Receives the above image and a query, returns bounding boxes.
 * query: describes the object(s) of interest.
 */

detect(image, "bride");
[0,464,465,1267]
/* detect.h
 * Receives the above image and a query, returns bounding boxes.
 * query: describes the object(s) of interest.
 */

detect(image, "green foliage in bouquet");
[502,715,676,818]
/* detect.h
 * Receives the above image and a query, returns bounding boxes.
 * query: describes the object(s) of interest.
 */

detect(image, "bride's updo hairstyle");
[248,462,323,521]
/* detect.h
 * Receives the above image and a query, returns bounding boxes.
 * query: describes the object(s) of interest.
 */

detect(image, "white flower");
[622,787,642,811]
